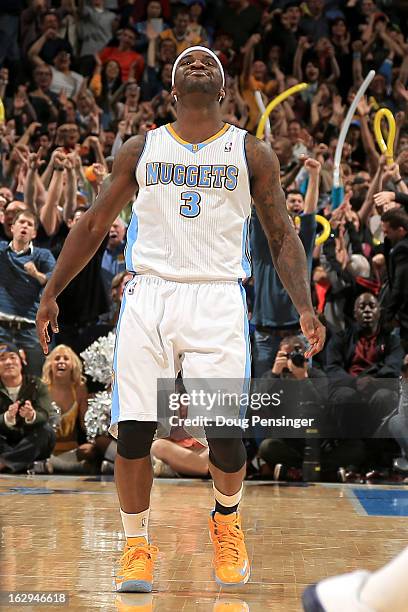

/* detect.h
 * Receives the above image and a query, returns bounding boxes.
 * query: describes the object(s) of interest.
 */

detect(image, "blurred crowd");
[1,0,408,482]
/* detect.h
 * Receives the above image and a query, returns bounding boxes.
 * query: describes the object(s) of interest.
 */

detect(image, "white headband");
[171,46,225,88]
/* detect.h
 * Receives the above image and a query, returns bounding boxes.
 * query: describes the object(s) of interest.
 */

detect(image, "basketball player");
[36,46,325,593]
[303,545,408,611]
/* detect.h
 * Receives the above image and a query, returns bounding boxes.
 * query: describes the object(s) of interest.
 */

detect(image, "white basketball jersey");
[125,123,252,281]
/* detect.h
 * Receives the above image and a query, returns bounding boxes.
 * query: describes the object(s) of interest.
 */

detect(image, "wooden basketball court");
[1,475,408,611]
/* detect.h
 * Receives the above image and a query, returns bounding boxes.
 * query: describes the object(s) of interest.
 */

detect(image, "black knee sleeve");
[206,427,247,473]
[117,421,157,459]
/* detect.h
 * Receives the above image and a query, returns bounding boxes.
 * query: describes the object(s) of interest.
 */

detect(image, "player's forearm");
[268,228,314,316]
[43,210,107,299]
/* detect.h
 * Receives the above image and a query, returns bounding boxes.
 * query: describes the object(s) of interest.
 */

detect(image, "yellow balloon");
[374,108,396,165]
[256,83,309,140]
[295,214,331,246]
[0,98,4,123]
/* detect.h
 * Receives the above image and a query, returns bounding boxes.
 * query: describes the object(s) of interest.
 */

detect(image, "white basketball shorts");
[109,275,250,438]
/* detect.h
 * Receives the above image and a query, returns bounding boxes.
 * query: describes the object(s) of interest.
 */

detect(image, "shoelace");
[120,545,159,574]
[213,522,244,564]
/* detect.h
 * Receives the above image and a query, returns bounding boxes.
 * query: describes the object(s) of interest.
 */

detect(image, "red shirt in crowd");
[99,47,145,82]
[349,334,379,376]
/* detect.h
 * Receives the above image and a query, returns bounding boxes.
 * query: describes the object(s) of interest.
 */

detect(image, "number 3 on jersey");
[180,191,201,218]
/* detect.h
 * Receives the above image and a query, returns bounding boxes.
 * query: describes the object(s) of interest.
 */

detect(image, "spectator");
[381,208,408,352]
[133,0,168,55]
[159,7,204,55]
[89,58,123,126]
[0,342,55,473]
[0,210,55,376]
[326,292,403,438]
[56,208,110,355]
[299,0,330,43]
[29,64,60,125]
[215,0,261,51]
[152,434,209,478]
[389,356,408,474]
[27,11,73,67]
[34,343,98,474]
[78,0,118,77]
[99,26,144,83]
[253,335,364,481]
[101,217,127,299]
[251,158,320,377]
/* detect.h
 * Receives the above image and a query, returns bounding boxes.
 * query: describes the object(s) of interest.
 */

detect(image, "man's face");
[147,1,162,18]
[109,219,126,247]
[0,187,13,204]
[160,39,177,63]
[354,294,380,329]
[11,214,37,244]
[54,51,71,71]
[4,202,27,235]
[174,13,189,35]
[371,75,386,95]
[287,193,304,215]
[382,221,406,245]
[173,50,223,98]
[398,135,408,153]
[252,61,266,82]
[34,66,52,89]
[308,0,323,16]
[398,150,408,175]
[286,6,301,27]
[361,0,376,16]
[215,34,232,53]
[120,29,136,50]
[104,131,115,148]
[42,14,58,34]
[274,138,292,164]
[57,123,80,148]
[92,0,104,8]
[0,351,22,379]
[288,121,301,143]
[77,93,93,115]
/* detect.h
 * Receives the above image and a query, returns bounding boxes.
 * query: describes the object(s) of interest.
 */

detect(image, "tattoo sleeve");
[245,134,314,315]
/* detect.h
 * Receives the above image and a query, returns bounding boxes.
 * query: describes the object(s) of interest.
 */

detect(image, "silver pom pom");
[80,332,115,387]
[84,391,112,441]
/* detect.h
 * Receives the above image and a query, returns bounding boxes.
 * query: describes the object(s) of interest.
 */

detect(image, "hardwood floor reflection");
[1,475,408,611]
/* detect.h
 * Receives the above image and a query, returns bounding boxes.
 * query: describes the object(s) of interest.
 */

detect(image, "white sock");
[120,508,149,541]
[360,546,408,612]
[213,483,243,511]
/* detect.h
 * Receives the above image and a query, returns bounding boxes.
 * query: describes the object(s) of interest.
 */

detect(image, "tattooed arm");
[245,135,326,357]
[36,135,143,353]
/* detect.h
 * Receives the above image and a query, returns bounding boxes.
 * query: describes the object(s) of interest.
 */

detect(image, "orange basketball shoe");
[115,537,159,593]
[209,512,250,586]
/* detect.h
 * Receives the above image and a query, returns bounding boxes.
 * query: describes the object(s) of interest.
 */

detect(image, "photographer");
[252,336,326,479]
[253,336,365,480]
[0,343,55,473]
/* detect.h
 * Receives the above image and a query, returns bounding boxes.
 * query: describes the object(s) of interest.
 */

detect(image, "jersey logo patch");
[224,142,232,152]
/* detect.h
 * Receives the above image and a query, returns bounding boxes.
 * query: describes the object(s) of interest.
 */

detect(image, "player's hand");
[36,295,59,355]
[300,312,326,358]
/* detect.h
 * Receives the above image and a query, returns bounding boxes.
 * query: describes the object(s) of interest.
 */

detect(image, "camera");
[287,347,306,368]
